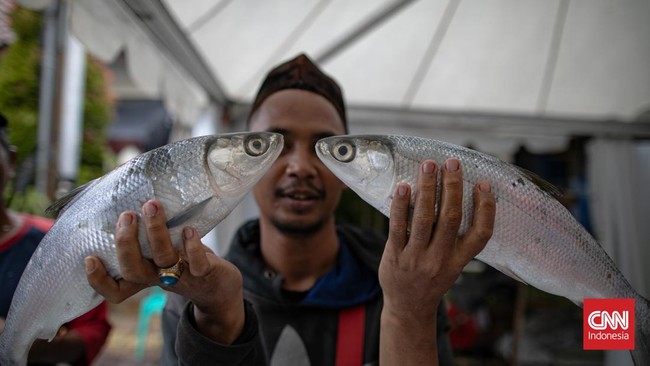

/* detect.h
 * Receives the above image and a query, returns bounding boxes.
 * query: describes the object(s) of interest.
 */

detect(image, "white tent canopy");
[17,0,650,157]
[166,0,650,119]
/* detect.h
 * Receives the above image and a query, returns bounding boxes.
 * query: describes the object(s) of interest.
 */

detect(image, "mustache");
[274,179,326,199]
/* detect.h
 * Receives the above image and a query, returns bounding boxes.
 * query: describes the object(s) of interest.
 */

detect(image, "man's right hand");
[84,200,246,344]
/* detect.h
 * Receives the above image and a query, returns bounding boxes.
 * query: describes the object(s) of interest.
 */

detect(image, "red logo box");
[583,298,635,350]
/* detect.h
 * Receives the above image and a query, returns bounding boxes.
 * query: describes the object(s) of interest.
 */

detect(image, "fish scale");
[316,134,649,365]
[0,132,283,366]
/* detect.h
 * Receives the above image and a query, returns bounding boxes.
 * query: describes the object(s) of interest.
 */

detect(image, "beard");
[269,178,329,236]
[270,216,327,237]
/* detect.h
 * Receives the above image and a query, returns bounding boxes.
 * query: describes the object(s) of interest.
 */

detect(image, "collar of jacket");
[226,219,385,308]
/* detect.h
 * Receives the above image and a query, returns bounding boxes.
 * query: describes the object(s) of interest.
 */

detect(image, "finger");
[431,159,464,248]
[142,200,178,268]
[85,256,146,303]
[459,181,495,261]
[408,160,438,247]
[183,227,211,277]
[115,212,156,282]
[387,182,411,253]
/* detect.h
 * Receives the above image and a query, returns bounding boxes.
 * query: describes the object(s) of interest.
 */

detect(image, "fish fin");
[166,197,213,229]
[44,179,100,217]
[515,166,564,197]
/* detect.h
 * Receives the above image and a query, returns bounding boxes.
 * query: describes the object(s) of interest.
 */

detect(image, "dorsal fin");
[166,197,213,229]
[516,166,564,197]
[44,179,100,217]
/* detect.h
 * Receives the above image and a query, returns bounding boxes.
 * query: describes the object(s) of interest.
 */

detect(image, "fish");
[316,134,649,365]
[0,131,283,365]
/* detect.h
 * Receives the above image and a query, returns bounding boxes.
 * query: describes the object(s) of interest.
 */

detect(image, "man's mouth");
[278,189,321,201]
[275,181,325,202]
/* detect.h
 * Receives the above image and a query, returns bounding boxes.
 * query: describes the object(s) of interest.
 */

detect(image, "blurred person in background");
[85,54,496,365]
[0,112,112,365]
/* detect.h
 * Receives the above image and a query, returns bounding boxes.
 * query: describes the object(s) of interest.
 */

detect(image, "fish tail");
[631,295,650,366]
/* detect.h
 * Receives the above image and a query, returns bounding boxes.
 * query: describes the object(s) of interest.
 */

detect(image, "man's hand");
[378,159,496,365]
[84,200,245,344]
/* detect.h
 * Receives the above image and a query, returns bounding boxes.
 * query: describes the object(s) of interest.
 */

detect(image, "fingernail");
[84,257,95,273]
[445,159,460,172]
[143,201,157,217]
[397,184,408,197]
[479,181,491,193]
[422,161,436,174]
[183,227,195,240]
[118,212,133,227]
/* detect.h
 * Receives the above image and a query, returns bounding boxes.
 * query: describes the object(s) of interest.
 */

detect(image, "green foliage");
[3,185,55,219]
[0,7,42,162]
[8,5,42,40]
[0,6,114,214]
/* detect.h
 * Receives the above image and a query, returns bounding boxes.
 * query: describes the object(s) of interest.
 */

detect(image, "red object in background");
[447,300,479,350]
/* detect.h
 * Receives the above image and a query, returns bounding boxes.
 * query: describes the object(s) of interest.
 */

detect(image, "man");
[0,113,112,365]
[85,54,496,365]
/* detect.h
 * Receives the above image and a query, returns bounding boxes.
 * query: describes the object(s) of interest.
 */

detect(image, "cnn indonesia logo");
[583,298,635,350]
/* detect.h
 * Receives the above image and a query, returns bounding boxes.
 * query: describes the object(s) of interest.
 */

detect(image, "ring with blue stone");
[158,257,184,286]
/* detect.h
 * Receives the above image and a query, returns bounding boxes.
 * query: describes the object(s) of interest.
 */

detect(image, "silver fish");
[316,134,649,365]
[0,132,283,365]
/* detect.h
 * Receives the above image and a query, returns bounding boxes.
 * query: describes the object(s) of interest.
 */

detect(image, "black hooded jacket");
[161,220,453,365]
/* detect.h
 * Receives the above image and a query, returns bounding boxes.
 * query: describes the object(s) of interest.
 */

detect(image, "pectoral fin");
[166,197,213,229]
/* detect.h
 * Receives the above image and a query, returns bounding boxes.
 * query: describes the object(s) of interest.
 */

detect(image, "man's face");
[248,89,347,236]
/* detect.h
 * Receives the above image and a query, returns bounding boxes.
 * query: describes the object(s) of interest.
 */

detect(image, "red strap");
[336,304,366,366]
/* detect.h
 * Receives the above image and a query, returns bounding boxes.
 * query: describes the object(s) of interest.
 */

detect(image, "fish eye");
[332,140,355,163]
[244,135,268,156]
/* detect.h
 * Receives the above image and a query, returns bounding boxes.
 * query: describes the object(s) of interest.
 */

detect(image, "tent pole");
[35,0,63,199]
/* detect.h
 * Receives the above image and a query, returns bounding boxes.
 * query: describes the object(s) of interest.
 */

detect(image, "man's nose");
[285,147,318,178]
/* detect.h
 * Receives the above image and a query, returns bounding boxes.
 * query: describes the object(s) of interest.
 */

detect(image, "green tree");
[0,6,114,215]
[0,7,41,163]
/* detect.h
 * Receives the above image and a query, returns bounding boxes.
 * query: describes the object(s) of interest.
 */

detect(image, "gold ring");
[158,257,184,286]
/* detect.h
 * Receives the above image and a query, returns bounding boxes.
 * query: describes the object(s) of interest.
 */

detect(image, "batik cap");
[248,53,348,133]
